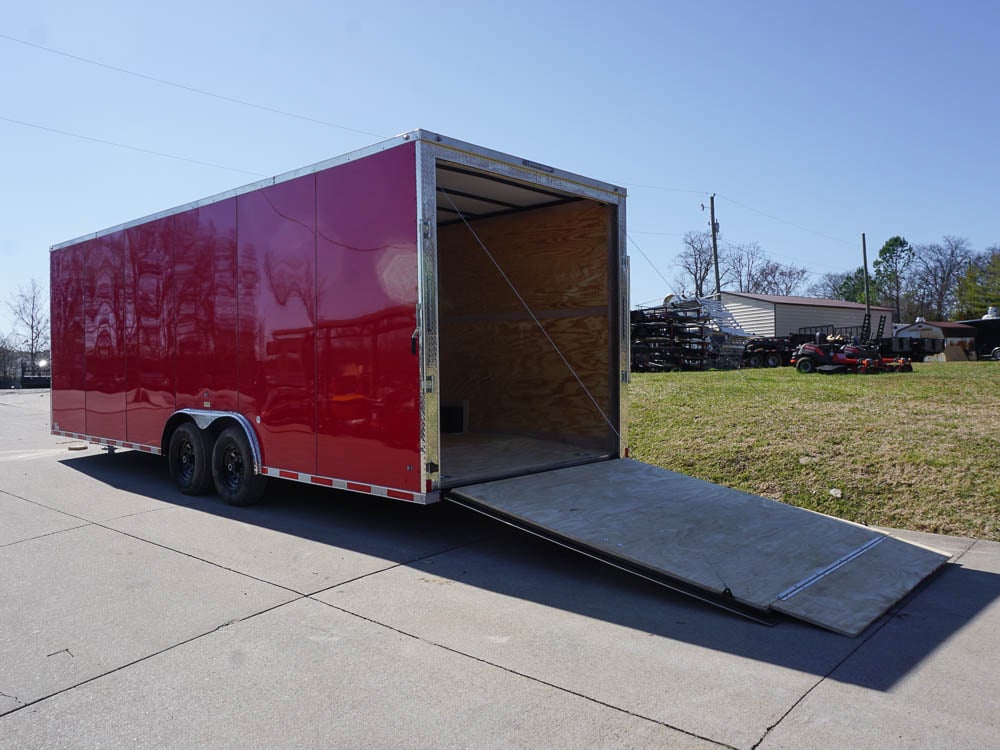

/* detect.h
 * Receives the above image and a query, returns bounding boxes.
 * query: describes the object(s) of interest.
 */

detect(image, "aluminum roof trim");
[722,292,894,312]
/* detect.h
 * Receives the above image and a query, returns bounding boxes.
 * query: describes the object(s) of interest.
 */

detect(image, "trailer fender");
[164,410,263,475]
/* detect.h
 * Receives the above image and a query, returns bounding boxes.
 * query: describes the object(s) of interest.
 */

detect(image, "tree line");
[1,279,49,385]
[673,231,1000,322]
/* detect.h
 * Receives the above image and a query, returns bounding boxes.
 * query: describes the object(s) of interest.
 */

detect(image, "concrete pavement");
[1,389,998,748]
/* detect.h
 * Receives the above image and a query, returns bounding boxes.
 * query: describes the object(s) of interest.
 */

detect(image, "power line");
[0,32,864,257]
[715,193,853,247]
[0,32,387,139]
[0,115,267,177]
[612,174,855,252]
[626,233,680,297]
[715,238,826,278]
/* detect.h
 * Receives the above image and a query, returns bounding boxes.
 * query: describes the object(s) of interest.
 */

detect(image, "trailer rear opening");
[435,163,618,486]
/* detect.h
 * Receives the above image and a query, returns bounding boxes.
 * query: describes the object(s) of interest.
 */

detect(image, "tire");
[747,353,763,368]
[168,423,213,495]
[796,357,816,374]
[993,348,1000,361]
[211,426,267,506]
[765,352,782,368]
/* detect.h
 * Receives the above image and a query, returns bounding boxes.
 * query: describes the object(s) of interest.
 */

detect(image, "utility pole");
[861,232,871,314]
[861,232,872,342]
[710,194,721,299]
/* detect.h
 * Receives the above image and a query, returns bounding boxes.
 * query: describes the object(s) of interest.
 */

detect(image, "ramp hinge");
[425,462,439,474]
[424,375,434,393]
[421,219,432,239]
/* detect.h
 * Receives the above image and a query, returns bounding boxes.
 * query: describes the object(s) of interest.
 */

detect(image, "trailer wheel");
[211,426,267,506]
[796,357,817,374]
[765,352,782,368]
[168,423,213,495]
[747,353,763,368]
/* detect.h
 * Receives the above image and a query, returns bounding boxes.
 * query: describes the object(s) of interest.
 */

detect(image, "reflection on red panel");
[174,200,238,412]
[84,232,127,439]
[125,217,175,447]
[50,243,87,433]
[237,175,317,473]
[315,143,420,491]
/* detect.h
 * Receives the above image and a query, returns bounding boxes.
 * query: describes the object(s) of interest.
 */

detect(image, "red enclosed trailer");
[50,131,630,505]
[51,131,945,635]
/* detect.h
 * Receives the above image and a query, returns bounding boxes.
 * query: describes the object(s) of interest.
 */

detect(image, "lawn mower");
[791,338,913,374]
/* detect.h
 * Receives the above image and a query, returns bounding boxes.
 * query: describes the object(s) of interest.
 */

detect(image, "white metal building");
[720,292,895,338]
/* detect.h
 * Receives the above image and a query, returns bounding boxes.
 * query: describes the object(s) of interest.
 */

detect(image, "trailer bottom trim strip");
[52,430,163,455]
[260,466,427,504]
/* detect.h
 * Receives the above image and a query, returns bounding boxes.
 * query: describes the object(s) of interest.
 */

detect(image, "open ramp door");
[448,459,948,636]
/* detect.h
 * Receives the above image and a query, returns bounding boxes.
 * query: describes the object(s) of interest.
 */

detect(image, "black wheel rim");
[178,439,195,483]
[221,444,243,493]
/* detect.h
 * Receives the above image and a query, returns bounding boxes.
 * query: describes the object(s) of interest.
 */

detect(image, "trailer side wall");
[314,145,420,489]
[84,232,127,438]
[125,217,176,446]
[51,142,422,493]
[50,244,87,434]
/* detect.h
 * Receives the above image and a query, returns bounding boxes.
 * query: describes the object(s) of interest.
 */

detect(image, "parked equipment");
[742,336,803,368]
[791,339,913,374]
[50,130,944,635]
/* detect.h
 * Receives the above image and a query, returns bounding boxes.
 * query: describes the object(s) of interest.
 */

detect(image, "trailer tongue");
[448,459,947,636]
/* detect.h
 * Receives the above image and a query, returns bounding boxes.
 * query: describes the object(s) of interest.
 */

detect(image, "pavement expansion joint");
[0,597,307,719]
[750,594,901,749]
[0,523,93,549]
[315,597,735,749]
[302,534,495,598]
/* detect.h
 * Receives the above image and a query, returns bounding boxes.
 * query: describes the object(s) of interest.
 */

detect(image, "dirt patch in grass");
[629,362,1000,540]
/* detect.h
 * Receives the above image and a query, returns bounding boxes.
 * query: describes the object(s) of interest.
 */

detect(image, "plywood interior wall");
[438,199,612,444]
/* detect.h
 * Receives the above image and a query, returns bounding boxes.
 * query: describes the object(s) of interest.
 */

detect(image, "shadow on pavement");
[62,449,999,693]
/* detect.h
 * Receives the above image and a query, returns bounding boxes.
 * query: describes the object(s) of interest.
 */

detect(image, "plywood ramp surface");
[440,433,607,485]
[450,459,948,636]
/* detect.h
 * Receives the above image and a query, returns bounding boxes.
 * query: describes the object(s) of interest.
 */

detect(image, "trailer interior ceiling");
[435,161,617,486]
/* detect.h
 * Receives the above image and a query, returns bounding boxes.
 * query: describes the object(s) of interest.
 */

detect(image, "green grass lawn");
[629,361,1000,541]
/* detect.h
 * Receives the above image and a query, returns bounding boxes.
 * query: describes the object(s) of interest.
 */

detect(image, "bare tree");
[805,271,851,299]
[750,261,809,296]
[722,242,766,293]
[674,231,716,298]
[6,278,50,363]
[912,236,974,319]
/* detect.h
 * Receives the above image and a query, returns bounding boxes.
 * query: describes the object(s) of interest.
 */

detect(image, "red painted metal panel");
[237,175,317,473]
[174,200,239,412]
[50,243,87,434]
[124,217,175,447]
[84,232,127,439]
[315,143,421,491]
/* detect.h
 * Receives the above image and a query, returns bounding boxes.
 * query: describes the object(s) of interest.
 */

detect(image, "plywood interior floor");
[440,432,609,487]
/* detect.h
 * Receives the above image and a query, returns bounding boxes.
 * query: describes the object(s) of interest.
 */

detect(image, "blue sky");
[2,0,998,334]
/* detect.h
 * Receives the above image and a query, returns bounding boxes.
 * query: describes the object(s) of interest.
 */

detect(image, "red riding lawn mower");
[791,338,913,374]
